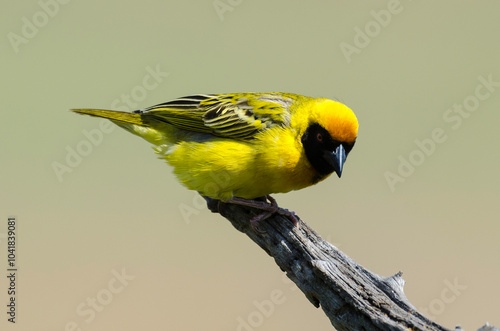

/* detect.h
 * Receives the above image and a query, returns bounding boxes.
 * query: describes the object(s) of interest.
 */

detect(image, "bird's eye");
[316,133,323,142]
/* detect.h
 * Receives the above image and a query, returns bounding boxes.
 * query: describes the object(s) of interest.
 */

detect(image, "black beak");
[326,144,347,178]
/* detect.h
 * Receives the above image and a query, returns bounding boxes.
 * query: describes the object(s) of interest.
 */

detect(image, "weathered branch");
[208,198,499,331]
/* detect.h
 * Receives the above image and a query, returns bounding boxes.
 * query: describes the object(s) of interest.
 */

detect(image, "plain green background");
[2,1,499,330]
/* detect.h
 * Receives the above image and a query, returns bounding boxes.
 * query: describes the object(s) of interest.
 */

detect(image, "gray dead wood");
[209,199,498,331]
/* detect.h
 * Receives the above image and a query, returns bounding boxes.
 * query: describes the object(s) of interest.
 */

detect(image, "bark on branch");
[208,199,499,331]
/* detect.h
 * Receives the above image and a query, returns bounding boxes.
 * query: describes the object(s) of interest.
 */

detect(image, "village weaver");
[72,93,358,231]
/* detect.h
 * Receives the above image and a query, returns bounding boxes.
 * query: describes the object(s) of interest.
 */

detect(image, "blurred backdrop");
[1,1,499,330]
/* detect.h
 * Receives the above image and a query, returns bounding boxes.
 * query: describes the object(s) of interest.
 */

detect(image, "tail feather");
[71,109,146,127]
[71,108,169,145]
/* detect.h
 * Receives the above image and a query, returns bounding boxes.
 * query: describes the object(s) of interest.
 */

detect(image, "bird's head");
[301,99,358,178]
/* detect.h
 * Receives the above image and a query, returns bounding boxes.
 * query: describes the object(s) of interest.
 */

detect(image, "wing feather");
[140,93,296,139]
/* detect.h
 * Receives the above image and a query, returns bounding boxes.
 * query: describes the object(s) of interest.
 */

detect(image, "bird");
[72,92,358,231]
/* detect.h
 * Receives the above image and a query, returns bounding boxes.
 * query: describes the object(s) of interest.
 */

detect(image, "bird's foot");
[226,195,299,233]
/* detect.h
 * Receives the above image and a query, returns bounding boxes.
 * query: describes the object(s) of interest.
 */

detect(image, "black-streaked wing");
[139,93,294,139]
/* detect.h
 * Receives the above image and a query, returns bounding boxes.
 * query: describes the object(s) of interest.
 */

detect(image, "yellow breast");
[162,126,323,201]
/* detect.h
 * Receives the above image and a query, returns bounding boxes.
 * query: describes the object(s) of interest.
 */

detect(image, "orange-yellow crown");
[309,99,358,143]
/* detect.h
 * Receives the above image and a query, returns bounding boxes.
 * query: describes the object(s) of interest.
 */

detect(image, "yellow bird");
[72,93,358,231]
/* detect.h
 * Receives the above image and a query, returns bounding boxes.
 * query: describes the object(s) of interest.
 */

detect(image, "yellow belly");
[163,129,325,201]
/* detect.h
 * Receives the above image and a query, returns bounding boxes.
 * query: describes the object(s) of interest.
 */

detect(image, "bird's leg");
[264,195,299,226]
[226,195,299,232]
[248,211,274,234]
